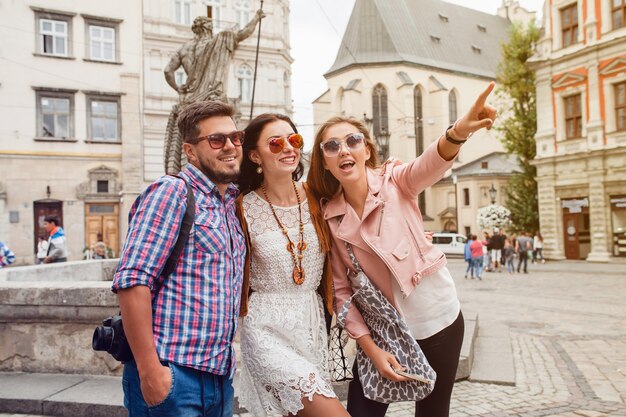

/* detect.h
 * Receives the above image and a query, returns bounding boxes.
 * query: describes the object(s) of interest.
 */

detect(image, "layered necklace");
[261,180,307,285]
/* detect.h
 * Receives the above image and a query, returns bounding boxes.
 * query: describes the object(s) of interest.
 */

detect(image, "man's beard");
[196,158,240,186]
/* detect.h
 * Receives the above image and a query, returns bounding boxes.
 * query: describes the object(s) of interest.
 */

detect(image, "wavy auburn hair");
[307,117,380,202]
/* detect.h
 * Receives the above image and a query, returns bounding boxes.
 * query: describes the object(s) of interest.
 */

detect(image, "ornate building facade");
[313,0,533,234]
[530,0,626,261]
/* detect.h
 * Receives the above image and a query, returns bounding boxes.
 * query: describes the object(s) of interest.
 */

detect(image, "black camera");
[92,315,133,362]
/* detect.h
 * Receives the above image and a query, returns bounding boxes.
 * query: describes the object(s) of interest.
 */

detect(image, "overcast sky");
[289,0,545,142]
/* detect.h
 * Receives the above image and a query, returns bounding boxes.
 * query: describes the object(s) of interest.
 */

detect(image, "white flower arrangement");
[477,204,512,230]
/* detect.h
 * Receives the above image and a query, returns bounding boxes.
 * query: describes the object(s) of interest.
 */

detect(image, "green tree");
[496,21,540,233]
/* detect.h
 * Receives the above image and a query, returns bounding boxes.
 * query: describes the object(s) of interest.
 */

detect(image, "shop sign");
[610,196,626,208]
[562,198,588,213]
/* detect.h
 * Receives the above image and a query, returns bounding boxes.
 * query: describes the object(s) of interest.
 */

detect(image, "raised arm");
[391,82,497,198]
[236,9,265,43]
[437,82,497,160]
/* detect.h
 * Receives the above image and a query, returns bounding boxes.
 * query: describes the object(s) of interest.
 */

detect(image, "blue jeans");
[122,360,234,417]
[472,256,483,278]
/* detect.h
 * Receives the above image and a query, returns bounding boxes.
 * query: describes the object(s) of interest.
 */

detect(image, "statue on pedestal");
[163,10,264,174]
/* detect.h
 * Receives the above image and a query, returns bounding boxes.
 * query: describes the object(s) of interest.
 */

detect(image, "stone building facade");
[0,1,144,263]
[312,0,534,234]
[0,0,293,264]
[529,0,626,261]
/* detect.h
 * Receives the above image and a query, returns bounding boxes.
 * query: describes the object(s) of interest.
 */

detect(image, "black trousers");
[347,311,465,417]
[517,250,528,273]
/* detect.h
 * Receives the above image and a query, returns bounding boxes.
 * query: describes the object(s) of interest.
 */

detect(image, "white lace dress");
[238,191,336,416]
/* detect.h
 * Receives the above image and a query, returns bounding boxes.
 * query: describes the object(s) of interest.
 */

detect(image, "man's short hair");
[178,101,235,144]
[43,215,59,226]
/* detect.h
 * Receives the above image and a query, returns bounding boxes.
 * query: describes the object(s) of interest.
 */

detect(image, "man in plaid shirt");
[112,101,246,416]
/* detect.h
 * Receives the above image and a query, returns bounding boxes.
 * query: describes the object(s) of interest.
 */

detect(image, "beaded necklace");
[261,181,307,285]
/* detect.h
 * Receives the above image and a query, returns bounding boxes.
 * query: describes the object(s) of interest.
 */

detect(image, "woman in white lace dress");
[235,113,349,417]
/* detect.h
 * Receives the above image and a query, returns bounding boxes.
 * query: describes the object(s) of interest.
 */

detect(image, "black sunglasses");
[196,130,245,149]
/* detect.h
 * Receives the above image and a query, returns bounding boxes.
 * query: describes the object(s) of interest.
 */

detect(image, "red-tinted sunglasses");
[267,133,304,154]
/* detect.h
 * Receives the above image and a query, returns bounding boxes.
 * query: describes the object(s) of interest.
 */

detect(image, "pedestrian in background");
[490,228,504,272]
[0,241,15,269]
[43,216,67,263]
[503,238,515,274]
[464,234,474,279]
[483,232,493,272]
[533,231,545,264]
[470,234,486,280]
[92,241,107,259]
[516,231,532,274]
[36,235,48,264]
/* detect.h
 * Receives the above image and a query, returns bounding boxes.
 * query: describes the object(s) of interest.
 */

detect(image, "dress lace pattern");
[238,191,335,416]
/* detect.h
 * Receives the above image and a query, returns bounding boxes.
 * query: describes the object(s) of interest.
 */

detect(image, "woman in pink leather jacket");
[307,83,497,417]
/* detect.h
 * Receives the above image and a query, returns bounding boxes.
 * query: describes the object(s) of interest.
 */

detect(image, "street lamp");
[489,184,497,204]
[377,127,390,160]
[363,113,373,132]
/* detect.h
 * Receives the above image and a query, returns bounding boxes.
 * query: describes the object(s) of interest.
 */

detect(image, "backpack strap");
[153,175,195,294]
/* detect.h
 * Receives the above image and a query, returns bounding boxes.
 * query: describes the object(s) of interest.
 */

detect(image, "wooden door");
[85,204,119,257]
[33,201,63,253]
[563,213,580,260]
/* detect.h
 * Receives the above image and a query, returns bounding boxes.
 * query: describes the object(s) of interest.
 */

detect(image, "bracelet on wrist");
[445,124,467,146]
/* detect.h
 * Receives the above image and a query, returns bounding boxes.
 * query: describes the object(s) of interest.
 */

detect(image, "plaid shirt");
[112,164,246,376]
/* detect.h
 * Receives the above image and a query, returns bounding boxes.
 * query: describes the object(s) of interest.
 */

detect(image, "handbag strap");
[336,242,364,328]
[344,242,363,273]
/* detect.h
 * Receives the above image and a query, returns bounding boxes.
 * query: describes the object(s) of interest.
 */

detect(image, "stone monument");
[163,10,264,174]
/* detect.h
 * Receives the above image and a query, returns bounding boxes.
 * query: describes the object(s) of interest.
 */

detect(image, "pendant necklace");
[261,181,307,285]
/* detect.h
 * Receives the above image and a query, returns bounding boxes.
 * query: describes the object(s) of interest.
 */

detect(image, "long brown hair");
[236,113,304,195]
[307,117,380,201]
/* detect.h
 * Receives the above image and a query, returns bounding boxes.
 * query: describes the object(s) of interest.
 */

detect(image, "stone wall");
[0,261,122,375]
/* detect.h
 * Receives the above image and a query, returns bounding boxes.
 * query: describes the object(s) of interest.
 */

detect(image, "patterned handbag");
[337,243,437,404]
[328,322,354,382]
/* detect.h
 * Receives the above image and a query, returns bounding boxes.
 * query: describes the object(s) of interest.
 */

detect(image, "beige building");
[313,0,534,235]
[529,0,626,261]
[0,1,144,263]
[142,0,293,181]
[0,0,293,264]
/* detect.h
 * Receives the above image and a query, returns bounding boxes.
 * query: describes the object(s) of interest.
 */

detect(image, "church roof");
[326,0,511,79]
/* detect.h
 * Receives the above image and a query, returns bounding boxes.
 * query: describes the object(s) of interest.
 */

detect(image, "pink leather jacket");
[322,141,454,338]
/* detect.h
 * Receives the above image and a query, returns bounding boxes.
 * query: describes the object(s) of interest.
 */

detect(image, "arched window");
[414,85,426,215]
[235,0,251,29]
[237,64,253,103]
[372,84,388,136]
[449,90,458,125]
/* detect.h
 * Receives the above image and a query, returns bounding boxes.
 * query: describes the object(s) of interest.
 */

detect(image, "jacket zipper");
[376,202,386,237]
[358,223,411,299]
[407,219,425,261]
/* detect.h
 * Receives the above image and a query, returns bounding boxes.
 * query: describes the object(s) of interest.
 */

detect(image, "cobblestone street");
[384,259,626,417]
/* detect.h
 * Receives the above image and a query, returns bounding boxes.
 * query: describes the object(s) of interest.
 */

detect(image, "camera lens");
[92,326,114,351]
